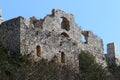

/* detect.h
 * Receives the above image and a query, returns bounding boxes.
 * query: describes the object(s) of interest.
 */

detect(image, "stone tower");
[107,42,118,57]
[106,42,120,65]
[0,8,3,24]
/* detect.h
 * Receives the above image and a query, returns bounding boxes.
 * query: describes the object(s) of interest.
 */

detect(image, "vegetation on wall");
[75,51,108,80]
[106,57,120,80]
[0,44,119,80]
[0,44,76,80]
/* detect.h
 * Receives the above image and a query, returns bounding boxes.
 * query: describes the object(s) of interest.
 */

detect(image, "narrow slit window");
[61,52,65,63]
[36,45,41,57]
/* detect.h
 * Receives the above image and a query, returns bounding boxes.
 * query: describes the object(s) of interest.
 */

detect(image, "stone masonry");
[0,8,107,69]
[106,43,120,65]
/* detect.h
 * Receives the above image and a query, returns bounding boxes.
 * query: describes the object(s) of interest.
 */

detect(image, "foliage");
[106,58,120,80]
[0,44,75,80]
[76,51,108,80]
[0,44,111,80]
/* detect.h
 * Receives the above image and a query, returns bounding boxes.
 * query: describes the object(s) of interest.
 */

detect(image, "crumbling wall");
[21,9,105,65]
[41,9,82,43]
[78,31,105,65]
[0,9,106,68]
[83,31,103,54]
[0,17,21,53]
[19,9,106,67]
[20,18,79,68]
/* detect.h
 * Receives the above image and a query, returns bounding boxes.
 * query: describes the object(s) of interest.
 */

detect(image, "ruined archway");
[36,45,41,57]
[61,52,65,63]
[61,32,69,37]
[82,31,89,44]
[60,17,70,31]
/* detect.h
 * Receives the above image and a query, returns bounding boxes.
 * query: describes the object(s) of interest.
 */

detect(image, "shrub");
[0,44,75,80]
[76,51,108,80]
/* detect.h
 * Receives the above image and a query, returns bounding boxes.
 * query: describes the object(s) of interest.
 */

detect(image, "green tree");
[106,58,120,80]
[77,51,108,80]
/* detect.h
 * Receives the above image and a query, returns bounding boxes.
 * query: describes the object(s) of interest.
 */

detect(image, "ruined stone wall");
[40,9,104,55]
[20,17,79,68]
[0,9,106,68]
[0,17,21,53]
[42,9,82,44]
[19,9,106,66]
[78,31,105,66]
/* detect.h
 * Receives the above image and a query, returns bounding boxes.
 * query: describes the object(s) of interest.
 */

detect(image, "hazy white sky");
[0,0,120,54]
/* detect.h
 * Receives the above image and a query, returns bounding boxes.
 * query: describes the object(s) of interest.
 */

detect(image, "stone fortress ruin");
[0,8,119,68]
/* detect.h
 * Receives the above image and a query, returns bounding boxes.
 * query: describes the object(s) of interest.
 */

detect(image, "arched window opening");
[60,17,70,31]
[82,31,89,44]
[61,32,69,37]
[82,34,86,44]
[36,45,41,57]
[61,52,65,63]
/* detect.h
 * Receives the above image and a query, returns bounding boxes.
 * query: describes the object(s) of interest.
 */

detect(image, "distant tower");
[0,8,3,24]
[106,42,119,64]
[107,42,118,57]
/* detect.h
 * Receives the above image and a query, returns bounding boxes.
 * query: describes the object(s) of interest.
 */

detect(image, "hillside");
[0,43,110,80]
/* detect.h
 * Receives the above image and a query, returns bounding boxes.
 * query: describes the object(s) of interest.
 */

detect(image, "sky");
[0,0,120,54]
